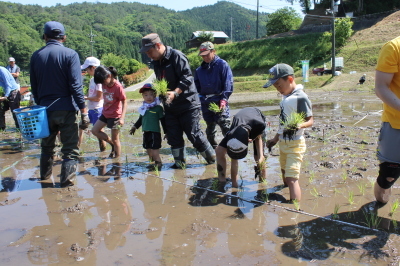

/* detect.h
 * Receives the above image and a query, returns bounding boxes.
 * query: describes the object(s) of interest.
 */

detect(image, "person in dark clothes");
[30,21,89,187]
[139,33,215,169]
[216,107,267,188]
[194,41,233,149]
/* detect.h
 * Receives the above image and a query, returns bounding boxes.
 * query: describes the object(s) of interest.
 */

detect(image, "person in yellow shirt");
[374,36,400,205]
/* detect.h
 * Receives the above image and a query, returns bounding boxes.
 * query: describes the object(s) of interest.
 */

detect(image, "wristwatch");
[173,91,179,99]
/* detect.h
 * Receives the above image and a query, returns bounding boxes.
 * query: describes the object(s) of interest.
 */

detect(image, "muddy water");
[1,90,400,265]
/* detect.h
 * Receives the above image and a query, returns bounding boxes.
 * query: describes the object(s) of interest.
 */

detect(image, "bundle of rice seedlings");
[153,79,168,97]
[280,112,306,140]
[208,102,221,113]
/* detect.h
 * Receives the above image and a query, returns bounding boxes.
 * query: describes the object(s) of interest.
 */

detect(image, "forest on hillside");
[0,1,268,70]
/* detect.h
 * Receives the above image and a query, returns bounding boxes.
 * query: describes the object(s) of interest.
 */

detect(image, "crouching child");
[216,107,267,188]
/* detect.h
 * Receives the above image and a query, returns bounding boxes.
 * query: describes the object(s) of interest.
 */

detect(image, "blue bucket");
[13,106,50,140]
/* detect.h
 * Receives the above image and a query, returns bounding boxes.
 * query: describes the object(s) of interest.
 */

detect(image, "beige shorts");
[279,138,306,179]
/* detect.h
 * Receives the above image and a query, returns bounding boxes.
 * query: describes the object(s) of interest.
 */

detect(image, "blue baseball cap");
[44,21,65,39]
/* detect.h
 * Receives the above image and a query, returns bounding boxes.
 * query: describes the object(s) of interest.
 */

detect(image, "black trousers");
[165,108,210,152]
[41,110,79,160]
[0,89,21,129]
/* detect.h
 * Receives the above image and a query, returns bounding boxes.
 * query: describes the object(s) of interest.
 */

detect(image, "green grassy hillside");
[185,11,400,93]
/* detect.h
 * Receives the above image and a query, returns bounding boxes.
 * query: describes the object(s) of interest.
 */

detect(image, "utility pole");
[88,28,96,57]
[230,17,233,42]
[256,0,259,39]
[331,0,335,77]
[331,0,340,77]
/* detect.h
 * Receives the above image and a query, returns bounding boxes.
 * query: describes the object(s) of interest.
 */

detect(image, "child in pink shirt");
[91,66,127,158]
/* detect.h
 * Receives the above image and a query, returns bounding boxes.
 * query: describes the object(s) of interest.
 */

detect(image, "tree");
[266,7,302,36]
[197,31,214,43]
[335,17,353,47]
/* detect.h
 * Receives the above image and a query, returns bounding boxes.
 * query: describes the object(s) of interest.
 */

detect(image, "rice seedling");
[208,102,222,113]
[309,170,315,183]
[347,191,354,205]
[153,78,168,97]
[332,204,341,219]
[260,178,268,186]
[357,183,366,195]
[211,178,219,190]
[362,209,382,229]
[292,199,300,211]
[341,170,348,183]
[334,188,341,195]
[389,199,400,217]
[176,161,186,170]
[257,191,269,202]
[367,177,375,188]
[280,112,306,141]
[310,187,320,198]
[362,160,367,168]
[393,219,398,228]
[171,175,177,181]
[154,166,160,177]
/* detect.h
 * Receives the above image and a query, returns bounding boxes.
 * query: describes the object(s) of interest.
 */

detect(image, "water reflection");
[83,162,132,251]
[9,182,94,264]
[189,178,270,258]
[276,202,400,261]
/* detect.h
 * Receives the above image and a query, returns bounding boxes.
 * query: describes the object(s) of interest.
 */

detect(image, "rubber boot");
[40,155,53,180]
[60,160,77,187]
[171,147,186,169]
[199,144,216,164]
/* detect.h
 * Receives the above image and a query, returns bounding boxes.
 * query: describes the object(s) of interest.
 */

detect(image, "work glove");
[219,99,227,110]
[79,113,90,130]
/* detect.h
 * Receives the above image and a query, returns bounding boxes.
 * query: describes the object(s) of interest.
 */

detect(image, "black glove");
[129,126,136,135]
[79,113,90,130]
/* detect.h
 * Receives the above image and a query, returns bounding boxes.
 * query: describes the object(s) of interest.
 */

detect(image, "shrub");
[122,66,149,86]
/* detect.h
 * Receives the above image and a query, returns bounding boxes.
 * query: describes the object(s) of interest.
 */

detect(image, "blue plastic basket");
[13,106,50,140]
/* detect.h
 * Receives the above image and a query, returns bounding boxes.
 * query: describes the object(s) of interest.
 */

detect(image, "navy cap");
[44,21,65,39]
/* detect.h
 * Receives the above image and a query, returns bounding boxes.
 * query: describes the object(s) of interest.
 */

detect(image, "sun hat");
[263,63,294,88]
[198,41,215,56]
[226,126,249,160]
[139,33,161,53]
[139,83,156,94]
[81,57,101,69]
[8,57,15,62]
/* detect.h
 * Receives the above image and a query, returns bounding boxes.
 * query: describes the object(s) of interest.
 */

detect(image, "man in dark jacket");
[140,33,215,168]
[30,21,89,187]
[195,41,233,149]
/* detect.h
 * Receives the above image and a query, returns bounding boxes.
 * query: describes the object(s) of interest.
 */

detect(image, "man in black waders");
[140,33,215,168]
[30,21,90,187]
